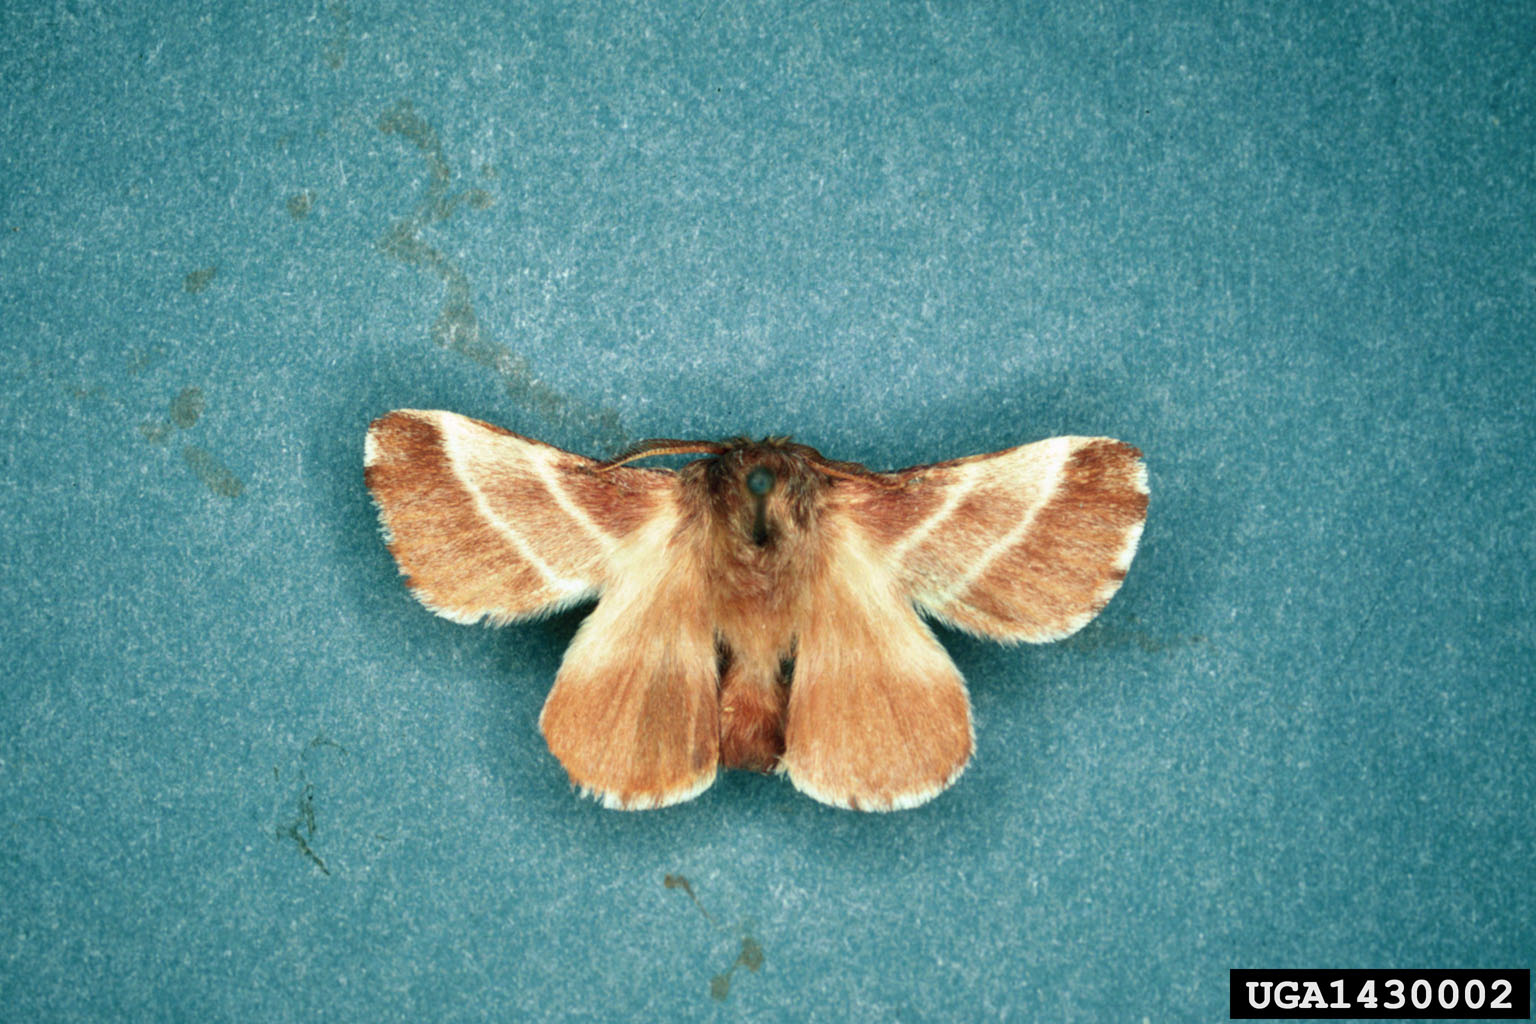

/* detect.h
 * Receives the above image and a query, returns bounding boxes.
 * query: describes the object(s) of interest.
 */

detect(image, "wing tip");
[1025,436,1149,642]
[366,408,439,451]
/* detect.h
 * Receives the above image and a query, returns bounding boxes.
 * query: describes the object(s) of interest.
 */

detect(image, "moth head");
[670,439,824,551]
[602,436,886,551]
[724,447,801,548]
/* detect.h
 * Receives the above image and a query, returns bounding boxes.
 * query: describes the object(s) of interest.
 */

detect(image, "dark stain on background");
[169,386,205,428]
[141,386,202,442]
[376,99,629,453]
[275,778,329,876]
[710,936,765,1002]
[183,266,217,294]
[323,1,350,70]
[184,445,245,498]
[286,191,315,219]
[272,735,351,876]
[129,384,246,497]
[663,873,716,925]
[662,873,765,1003]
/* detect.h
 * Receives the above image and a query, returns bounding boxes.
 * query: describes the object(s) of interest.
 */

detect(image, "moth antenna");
[596,439,729,471]
[808,457,905,488]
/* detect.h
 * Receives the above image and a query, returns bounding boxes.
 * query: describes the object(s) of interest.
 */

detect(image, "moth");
[365,410,1147,811]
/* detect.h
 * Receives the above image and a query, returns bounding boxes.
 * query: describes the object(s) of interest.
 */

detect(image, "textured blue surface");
[3,2,1533,1020]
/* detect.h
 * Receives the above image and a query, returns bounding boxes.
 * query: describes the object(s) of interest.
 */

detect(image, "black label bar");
[1230,969,1529,1019]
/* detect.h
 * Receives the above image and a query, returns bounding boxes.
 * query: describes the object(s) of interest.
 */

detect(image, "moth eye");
[746,466,775,497]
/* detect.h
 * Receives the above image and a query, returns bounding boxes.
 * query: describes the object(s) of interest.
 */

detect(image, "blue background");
[2,2,1532,1020]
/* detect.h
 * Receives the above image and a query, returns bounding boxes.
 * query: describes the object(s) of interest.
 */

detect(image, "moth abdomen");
[716,636,793,773]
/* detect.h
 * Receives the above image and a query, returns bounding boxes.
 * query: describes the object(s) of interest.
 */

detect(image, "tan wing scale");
[367,409,717,807]
[364,409,670,623]
[841,437,1148,643]
[779,523,974,811]
[539,526,720,809]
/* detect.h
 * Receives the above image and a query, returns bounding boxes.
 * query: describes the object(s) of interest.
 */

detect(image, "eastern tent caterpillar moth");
[365,411,1148,811]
